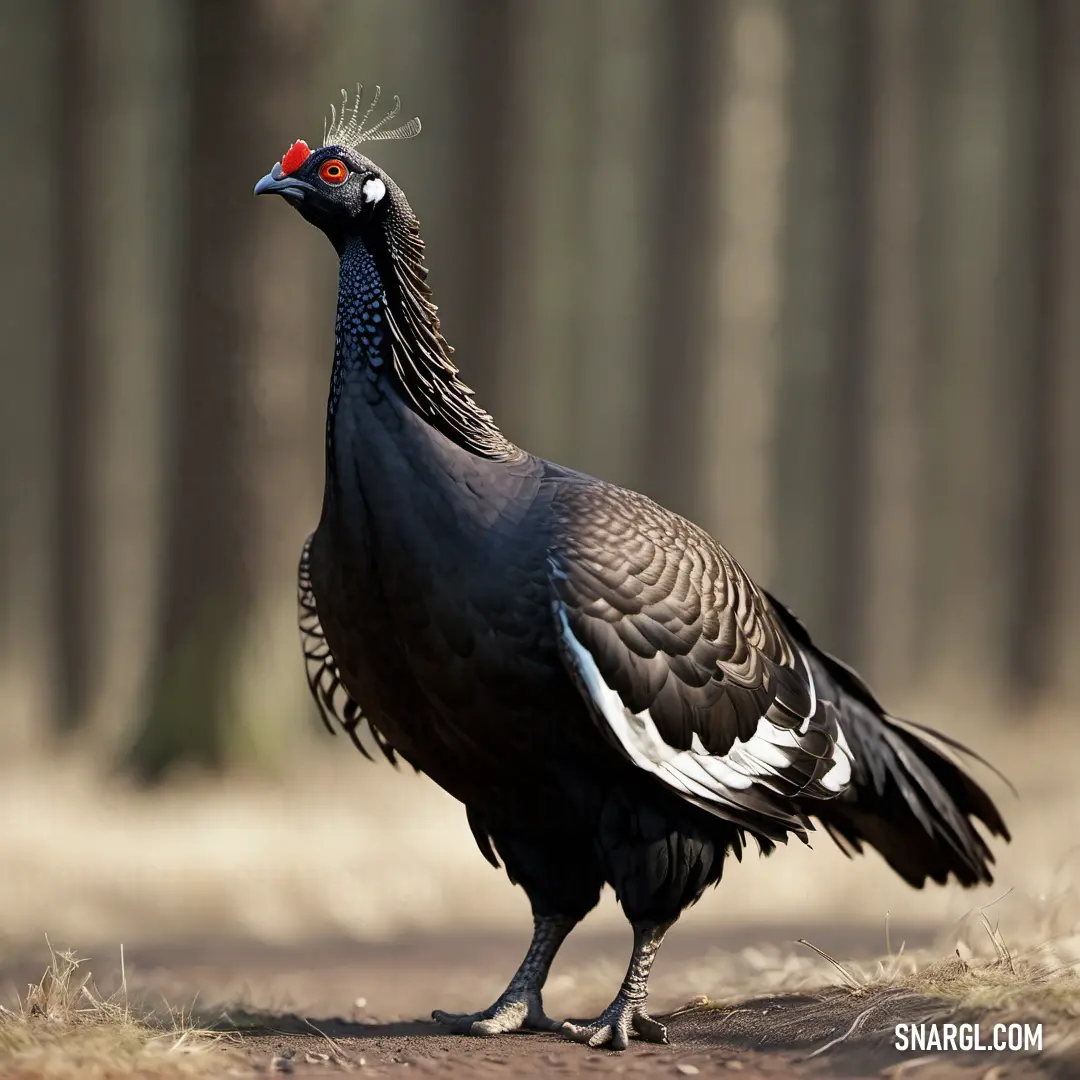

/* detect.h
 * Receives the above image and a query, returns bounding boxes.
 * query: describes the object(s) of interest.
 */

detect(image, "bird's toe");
[560,995,662,1051]
[560,1017,631,1051]
[470,1014,521,1036]
[632,1011,668,1044]
[433,993,558,1036]
[468,1002,527,1036]
[521,1011,564,1033]
[432,1008,491,1034]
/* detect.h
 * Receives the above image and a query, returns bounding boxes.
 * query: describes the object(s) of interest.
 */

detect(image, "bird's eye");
[319,159,349,186]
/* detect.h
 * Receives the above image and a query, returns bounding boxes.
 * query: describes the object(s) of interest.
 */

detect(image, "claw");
[560,995,667,1051]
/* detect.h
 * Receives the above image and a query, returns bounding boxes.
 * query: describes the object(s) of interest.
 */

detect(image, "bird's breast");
[315,405,587,807]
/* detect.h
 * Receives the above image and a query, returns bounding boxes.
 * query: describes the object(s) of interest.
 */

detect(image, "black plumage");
[255,90,1010,1052]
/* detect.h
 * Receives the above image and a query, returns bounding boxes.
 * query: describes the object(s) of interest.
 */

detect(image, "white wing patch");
[555,605,852,822]
[823,717,853,793]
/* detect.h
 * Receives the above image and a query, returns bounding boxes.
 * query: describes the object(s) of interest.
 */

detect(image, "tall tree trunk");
[437,0,524,423]
[638,0,724,521]
[572,0,665,491]
[1027,0,1080,704]
[697,0,790,582]
[130,0,326,780]
[773,0,870,657]
[916,0,1042,708]
[55,0,99,731]
[859,0,925,701]
[54,0,182,760]
[491,0,593,465]
[0,0,61,755]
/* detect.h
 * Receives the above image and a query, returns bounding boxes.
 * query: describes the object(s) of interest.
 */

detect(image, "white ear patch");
[362,177,386,204]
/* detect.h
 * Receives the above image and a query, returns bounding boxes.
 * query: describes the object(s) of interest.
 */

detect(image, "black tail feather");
[817,711,1009,887]
[764,591,1011,889]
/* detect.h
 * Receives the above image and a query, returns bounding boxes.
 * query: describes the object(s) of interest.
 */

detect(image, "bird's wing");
[297,534,397,764]
[548,483,851,838]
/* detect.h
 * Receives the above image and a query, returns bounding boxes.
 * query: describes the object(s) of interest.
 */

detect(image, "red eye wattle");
[319,159,348,185]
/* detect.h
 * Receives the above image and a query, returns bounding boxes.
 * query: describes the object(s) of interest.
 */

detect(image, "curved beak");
[254,162,315,201]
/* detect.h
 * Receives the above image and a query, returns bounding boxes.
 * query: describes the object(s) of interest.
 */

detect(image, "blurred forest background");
[0,0,1078,948]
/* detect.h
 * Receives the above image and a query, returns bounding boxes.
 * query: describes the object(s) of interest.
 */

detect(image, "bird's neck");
[326,240,388,440]
[322,238,536,569]
[328,236,516,461]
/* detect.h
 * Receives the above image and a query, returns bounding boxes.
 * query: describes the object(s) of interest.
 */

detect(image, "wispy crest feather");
[322,84,422,149]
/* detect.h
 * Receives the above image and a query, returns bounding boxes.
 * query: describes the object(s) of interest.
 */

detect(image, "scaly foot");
[560,993,668,1051]
[432,988,562,1036]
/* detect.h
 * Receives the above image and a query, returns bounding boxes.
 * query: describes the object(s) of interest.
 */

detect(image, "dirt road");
[2,925,1061,1078]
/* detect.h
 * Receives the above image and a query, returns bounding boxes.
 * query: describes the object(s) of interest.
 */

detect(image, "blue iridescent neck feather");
[333,240,387,377]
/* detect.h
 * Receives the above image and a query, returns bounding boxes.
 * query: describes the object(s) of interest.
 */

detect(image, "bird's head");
[253,85,420,253]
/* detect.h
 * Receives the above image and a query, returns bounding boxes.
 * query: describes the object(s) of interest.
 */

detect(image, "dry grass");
[833,934,1080,1022]
[0,942,246,1080]
[784,904,1080,1019]
[683,911,1080,1068]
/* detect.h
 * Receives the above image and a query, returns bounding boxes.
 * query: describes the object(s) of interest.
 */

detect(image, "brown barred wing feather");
[548,483,851,841]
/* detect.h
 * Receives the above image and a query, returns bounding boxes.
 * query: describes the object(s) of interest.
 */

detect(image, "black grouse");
[255,88,1010,1051]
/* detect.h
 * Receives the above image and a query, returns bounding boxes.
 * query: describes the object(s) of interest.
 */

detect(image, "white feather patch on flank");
[798,647,818,731]
[796,645,852,794]
[556,607,752,807]
[556,605,854,812]
[362,177,386,204]
[821,714,853,793]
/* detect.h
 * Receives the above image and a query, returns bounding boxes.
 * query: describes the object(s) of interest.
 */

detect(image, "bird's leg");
[432,913,577,1035]
[560,920,673,1051]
